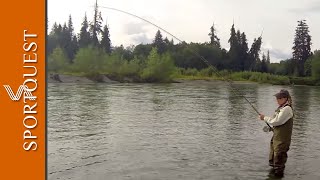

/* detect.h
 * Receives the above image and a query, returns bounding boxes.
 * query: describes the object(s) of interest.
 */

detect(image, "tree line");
[48,3,320,84]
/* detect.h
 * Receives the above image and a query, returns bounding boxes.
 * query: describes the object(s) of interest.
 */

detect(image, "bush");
[72,46,107,75]
[141,48,175,82]
[48,47,70,73]
[198,67,215,77]
[119,58,141,77]
[289,77,317,86]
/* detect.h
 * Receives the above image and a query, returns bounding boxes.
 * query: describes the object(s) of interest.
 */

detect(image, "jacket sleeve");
[263,106,293,126]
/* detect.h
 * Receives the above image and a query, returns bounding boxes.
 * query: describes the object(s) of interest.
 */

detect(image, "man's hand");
[259,114,265,120]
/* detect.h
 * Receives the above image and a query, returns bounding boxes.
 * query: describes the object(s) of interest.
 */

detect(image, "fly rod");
[99,6,272,130]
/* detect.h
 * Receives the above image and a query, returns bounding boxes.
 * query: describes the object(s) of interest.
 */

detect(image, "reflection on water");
[48,82,320,180]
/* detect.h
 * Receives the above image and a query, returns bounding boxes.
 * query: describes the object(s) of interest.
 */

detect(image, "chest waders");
[269,104,293,176]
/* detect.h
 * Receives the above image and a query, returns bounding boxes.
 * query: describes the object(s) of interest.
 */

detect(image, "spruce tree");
[208,22,220,48]
[292,20,312,76]
[78,13,91,48]
[89,0,103,47]
[153,30,165,54]
[101,24,112,54]
[47,23,60,54]
[261,53,268,73]
[267,50,271,64]
[61,23,70,51]
[65,15,78,61]
[249,37,262,71]
[228,24,239,70]
[240,32,249,71]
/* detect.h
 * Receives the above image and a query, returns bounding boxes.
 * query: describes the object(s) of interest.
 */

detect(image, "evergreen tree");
[240,32,249,71]
[133,44,153,59]
[261,53,268,72]
[47,23,60,54]
[61,23,71,52]
[100,24,111,54]
[70,35,79,62]
[292,20,312,76]
[153,30,166,54]
[249,37,262,71]
[228,24,247,71]
[67,15,74,37]
[65,15,78,61]
[236,30,241,45]
[267,50,271,64]
[53,23,63,37]
[208,22,220,48]
[164,37,170,52]
[228,24,237,50]
[228,24,239,70]
[78,13,91,48]
[89,0,103,46]
[164,37,170,44]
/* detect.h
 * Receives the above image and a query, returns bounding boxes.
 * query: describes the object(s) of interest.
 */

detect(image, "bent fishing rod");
[99,6,272,131]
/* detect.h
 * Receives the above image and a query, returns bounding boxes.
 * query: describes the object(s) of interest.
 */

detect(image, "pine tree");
[228,24,237,51]
[240,32,249,71]
[261,53,268,73]
[47,23,61,54]
[249,37,262,71]
[70,35,79,62]
[89,0,103,47]
[68,15,74,37]
[100,24,111,54]
[228,24,239,70]
[65,15,78,61]
[208,22,220,48]
[292,20,312,76]
[78,13,91,48]
[153,30,165,54]
[228,24,245,71]
[53,23,62,36]
[267,50,271,64]
[236,30,241,45]
[61,23,70,51]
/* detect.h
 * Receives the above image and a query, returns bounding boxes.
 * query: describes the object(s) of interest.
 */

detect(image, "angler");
[259,89,294,177]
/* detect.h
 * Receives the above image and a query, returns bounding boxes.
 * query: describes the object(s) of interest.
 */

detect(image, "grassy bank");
[174,68,320,86]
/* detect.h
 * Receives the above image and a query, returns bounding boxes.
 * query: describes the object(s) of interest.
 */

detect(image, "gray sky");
[48,0,320,62]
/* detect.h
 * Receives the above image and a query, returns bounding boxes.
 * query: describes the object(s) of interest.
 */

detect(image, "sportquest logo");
[3,85,36,101]
[0,30,40,151]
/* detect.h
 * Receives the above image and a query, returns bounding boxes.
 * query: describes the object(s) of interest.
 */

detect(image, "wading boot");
[274,170,284,178]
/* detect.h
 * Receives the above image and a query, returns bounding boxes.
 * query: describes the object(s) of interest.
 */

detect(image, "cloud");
[130,33,152,44]
[124,22,149,35]
[289,2,320,14]
[262,47,291,62]
[122,14,157,36]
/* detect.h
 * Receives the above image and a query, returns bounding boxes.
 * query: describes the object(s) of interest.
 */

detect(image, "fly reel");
[263,126,273,133]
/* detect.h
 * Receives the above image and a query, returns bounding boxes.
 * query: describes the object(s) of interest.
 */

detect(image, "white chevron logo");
[3,85,36,101]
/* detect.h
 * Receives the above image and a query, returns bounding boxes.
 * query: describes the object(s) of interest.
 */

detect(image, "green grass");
[174,68,292,85]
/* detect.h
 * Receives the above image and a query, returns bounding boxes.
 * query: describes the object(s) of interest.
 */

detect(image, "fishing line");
[99,6,272,131]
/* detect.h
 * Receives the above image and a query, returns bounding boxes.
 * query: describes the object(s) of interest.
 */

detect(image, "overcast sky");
[48,0,320,62]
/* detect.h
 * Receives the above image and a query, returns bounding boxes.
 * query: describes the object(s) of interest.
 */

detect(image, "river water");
[48,81,320,180]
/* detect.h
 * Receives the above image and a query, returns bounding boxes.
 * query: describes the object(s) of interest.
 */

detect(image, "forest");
[48,3,320,85]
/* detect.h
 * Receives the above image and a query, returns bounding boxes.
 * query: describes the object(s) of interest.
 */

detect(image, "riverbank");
[48,73,320,86]
[48,73,180,83]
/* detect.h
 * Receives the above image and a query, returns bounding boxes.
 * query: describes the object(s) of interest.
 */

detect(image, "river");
[48,81,320,180]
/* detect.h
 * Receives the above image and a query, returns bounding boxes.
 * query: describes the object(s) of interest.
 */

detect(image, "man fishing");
[259,89,294,177]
